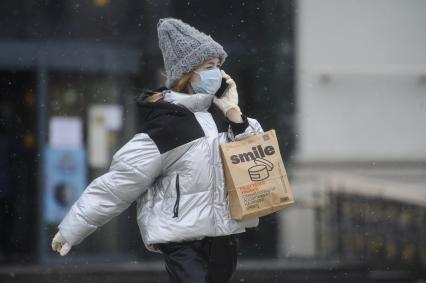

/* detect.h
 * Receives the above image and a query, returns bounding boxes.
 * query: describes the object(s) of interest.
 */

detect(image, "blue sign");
[44,146,86,224]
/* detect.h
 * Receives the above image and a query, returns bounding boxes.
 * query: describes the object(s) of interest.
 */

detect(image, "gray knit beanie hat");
[157,18,228,88]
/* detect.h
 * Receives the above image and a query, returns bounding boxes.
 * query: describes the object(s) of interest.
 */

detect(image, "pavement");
[0,260,424,283]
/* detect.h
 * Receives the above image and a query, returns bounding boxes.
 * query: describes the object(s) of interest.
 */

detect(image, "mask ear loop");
[192,70,203,80]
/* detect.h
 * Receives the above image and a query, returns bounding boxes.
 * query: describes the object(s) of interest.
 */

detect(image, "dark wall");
[0,0,143,45]
[0,71,37,263]
[0,1,295,149]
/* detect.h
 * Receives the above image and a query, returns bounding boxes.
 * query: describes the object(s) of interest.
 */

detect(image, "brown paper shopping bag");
[220,129,294,220]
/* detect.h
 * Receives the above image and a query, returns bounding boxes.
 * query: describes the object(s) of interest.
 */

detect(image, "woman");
[52,18,263,283]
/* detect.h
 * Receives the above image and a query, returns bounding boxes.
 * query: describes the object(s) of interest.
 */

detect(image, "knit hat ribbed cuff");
[166,41,227,88]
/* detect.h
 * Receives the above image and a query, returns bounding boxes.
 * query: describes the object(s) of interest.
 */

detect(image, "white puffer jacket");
[59,91,263,252]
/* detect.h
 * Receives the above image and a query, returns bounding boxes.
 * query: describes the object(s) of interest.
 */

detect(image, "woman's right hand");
[51,231,72,256]
[213,70,241,116]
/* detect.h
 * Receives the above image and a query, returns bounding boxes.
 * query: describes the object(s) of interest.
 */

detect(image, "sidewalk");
[0,260,421,283]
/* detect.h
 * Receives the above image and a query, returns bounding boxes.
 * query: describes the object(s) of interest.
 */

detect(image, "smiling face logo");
[248,158,274,181]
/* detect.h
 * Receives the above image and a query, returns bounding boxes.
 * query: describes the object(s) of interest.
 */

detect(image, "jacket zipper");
[173,174,180,218]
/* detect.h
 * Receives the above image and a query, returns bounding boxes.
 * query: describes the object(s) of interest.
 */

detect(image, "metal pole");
[36,63,48,263]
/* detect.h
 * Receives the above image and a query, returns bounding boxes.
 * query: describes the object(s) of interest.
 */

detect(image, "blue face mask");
[190,68,222,95]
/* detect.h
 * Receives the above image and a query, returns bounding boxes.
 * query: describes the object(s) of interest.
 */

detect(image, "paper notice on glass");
[49,117,83,148]
[88,106,109,168]
[103,105,123,131]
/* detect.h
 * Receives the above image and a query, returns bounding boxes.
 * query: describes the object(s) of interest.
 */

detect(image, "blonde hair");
[171,72,193,93]
[144,92,164,103]
[144,71,194,103]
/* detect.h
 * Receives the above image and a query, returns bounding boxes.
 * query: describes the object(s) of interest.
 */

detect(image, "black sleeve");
[227,115,249,135]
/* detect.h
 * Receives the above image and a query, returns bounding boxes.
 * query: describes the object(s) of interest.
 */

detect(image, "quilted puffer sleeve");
[58,133,162,246]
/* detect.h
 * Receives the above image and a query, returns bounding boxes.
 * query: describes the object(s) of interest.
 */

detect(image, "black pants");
[157,235,238,283]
